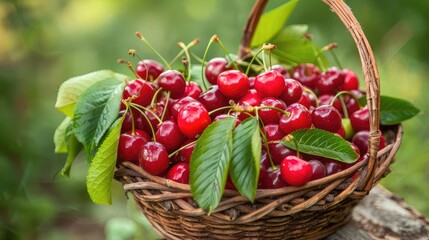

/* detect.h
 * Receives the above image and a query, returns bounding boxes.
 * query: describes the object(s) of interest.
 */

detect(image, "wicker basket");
[114,0,404,239]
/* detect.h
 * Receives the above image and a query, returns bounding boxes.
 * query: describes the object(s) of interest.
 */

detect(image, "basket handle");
[238,0,381,192]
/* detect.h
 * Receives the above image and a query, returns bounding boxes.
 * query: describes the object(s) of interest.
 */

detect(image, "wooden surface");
[327,185,429,240]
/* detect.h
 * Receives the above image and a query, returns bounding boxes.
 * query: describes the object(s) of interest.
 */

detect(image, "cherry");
[117,129,151,163]
[316,67,344,94]
[268,142,296,165]
[311,105,342,133]
[205,57,231,85]
[176,139,196,163]
[290,63,321,89]
[258,97,287,124]
[141,103,169,133]
[271,64,290,78]
[171,96,198,120]
[157,70,186,99]
[177,102,211,138]
[135,59,164,81]
[338,69,359,91]
[155,120,185,153]
[121,79,156,109]
[166,163,190,184]
[340,142,361,169]
[198,85,229,117]
[281,78,303,105]
[352,130,386,158]
[308,160,327,181]
[225,174,237,190]
[350,106,370,132]
[248,76,255,88]
[336,125,346,138]
[258,151,270,188]
[260,167,286,189]
[323,160,343,176]
[254,70,285,98]
[184,81,202,99]
[139,141,170,175]
[213,114,241,127]
[120,110,146,133]
[296,91,313,110]
[236,89,263,120]
[279,103,312,135]
[280,156,312,186]
[263,124,284,142]
[318,94,342,112]
[217,70,249,99]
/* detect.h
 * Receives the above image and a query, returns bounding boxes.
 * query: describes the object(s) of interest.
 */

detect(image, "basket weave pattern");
[114,0,403,239]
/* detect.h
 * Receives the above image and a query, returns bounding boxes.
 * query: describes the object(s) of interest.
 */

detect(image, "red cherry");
[120,110,147,133]
[263,124,284,142]
[279,103,312,135]
[296,91,312,110]
[167,163,190,184]
[338,69,359,91]
[316,67,344,94]
[176,139,196,163]
[135,60,164,81]
[290,63,321,89]
[280,156,312,186]
[205,57,231,85]
[311,105,342,133]
[268,142,296,165]
[118,130,151,163]
[352,130,386,157]
[184,81,202,99]
[258,97,287,124]
[213,114,241,127]
[271,64,290,78]
[323,160,343,176]
[157,70,186,99]
[236,89,263,120]
[350,107,370,132]
[171,96,198,120]
[217,70,249,99]
[141,103,169,132]
[155,120,185,153]
[177,102,211,138]
[308,160,327,181]
[198,85,229,117]
[139,141,170,175]
[254,70,285,98]
[260,167,286,189]
[281,78,303,105]
[122,79,156,109]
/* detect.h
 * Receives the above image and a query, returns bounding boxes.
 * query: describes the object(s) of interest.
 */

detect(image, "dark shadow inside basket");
[114,124,402,240]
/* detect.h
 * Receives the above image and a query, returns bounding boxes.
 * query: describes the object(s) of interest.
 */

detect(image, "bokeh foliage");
[1,0,428,239]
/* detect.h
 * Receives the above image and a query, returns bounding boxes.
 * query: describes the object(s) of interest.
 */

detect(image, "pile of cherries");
[117,58,386,189]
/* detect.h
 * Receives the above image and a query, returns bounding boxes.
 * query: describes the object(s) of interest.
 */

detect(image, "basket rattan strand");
[114,0,403,239]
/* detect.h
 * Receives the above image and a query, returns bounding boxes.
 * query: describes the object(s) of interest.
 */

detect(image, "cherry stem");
[117,59,139,78]
[212,35,238,70]
[245,46,265,76]
[177,42,193,82]
[135,32,171,69]
[255,105,290,118]
[330,48,343,70]
[169,38,199,66]
[201,35,217,91]
[303,87,319,107]
[190,52,205,64]
[129,103,162,123]
[150,87,164,107]
[128,49,144,61]
[312,43,326,72]
[331,90,363,118]
[129,104,157,139]
[208,106,234,116]
[160,91,170,122]
[259,126,276,170]
[168,140,197,158]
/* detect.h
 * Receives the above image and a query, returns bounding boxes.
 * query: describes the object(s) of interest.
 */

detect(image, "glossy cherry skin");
[296,91,312,110]
[316,67,344,94]
[280,156,312,186]
[118,130,151,163]
[141,103,169,133]
[254,70,285,98]
[184,81,202,99]
[139,141,170,175]
[263,124,284,142]
[352,130,386,158]
[268,142,296,165]
[281,78,303,105]
[271,64,290,78]
[120,110,147,133]
[350,107,370,132]
[311,105,342,133]
[308,160,327,181]
[171,96,198,120]
[258,151,270,188]
[177,102,211,138]
[157,70,186,99]
[260,167,287,189]
[217,70,250,99]
[135,59,164,81]
[338,69,359,91]
[213,114,241,128]
[167,163,190,184]
[323,160,343,176]
[121,79,156,109]
[237,89,263,120]
[318,94,342,113]
[258,97,287,124]
[290,63,321,89]
[279,103,312,135]
[205,57,231,85]
[176,139,196,163]
[198,85,229,117]
[155,120,185,153]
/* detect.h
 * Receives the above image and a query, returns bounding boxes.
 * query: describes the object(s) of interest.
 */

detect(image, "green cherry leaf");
[190,117,235,213]
[86,116,124,205]
[282,128,359,163]
[60,131,82,177]
[72,79,125,160]
[230,117,261,203]
[190,64,206,88]
[54,117,72,153]
[380,95,420,125]
[251,0,299,47]
[55,70,128,118]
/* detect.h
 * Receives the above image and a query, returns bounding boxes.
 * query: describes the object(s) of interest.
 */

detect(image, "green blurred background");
[1,0,428,239]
